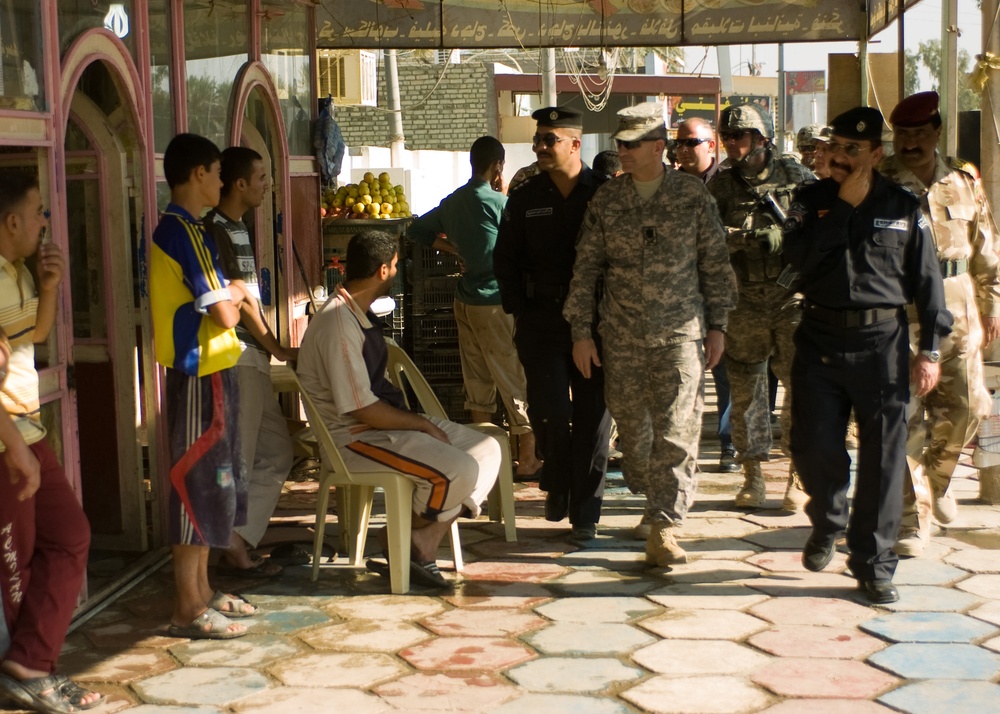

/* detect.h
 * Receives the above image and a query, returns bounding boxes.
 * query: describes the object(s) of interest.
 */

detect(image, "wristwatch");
[708,324,727,333]
[920,349,941,363]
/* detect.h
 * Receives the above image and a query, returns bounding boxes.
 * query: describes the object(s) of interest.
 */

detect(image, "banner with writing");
[317,1,864,49]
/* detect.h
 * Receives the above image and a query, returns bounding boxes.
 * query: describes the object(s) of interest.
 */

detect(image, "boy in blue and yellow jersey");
[150,133,252,639]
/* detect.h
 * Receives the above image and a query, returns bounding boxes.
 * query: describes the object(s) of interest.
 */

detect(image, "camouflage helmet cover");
[796,123,824,148]
[719,103,774,140]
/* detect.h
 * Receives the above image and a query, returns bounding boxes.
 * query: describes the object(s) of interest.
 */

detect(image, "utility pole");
[541,48,557,107]
[777,43,786,152]
[384,49,405,166]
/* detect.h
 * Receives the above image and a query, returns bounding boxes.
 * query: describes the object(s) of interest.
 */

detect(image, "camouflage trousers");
[903,276,990,531]
[726,286,800,462]
[601,336,704,525]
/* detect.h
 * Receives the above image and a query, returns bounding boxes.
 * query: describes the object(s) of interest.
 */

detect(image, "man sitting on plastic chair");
[296,230,500,588]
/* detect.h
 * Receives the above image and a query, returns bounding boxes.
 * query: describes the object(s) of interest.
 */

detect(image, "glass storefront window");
[0,1,46,111]
[183,0,248,149]
[148,0,174,153]
[261,3,311,156]
[59,1,136,60]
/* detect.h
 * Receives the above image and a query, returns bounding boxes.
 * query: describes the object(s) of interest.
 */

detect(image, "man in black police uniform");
[494,106,611,541]
[783,107,952,604]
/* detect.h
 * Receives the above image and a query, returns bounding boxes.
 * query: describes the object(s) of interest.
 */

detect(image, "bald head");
[675,117,717,176]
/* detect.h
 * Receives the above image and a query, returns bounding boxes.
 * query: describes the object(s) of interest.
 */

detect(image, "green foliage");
[903,39,981,112]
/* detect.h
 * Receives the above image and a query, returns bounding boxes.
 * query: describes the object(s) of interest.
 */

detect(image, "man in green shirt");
[409,136,542,479]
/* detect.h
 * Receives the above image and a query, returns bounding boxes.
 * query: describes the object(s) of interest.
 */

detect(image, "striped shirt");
[205,209,265,354]
[0,256,46,449]
[150,203,241,376]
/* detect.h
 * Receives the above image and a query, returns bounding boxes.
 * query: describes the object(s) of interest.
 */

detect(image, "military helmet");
[796,124,824,149]
[720,103,774,140]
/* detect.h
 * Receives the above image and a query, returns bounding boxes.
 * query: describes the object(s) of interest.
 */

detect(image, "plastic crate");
[430,381,470,423]
[410,313,459,344]
[408,243,462,280]
[411,346,463,380]
[411,275,459,314]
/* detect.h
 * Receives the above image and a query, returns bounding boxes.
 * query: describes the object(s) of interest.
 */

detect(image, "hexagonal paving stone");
[232,688,390,713]
[874,585,982,612]
[621,675,772,714]
[675,517,763,540]
[523,622,654,655]
[555,548,648,572]
[400,637,535,671]
[662,559,763,584]
[860,612,998,643]
[443,581,552,610]
[421,608,546,637]
[743,510,811,530]
[632,639,770,675]
[750,596,876,626]
[458,561,569,582]
[127,707,221,713]
[984,635,1000,654]
[868,643,1000,680]
[879,680,1000,714]
[242,604,330,634]
[534,596,659,623]
[749,571,857,598]
[892,557,968,586]
[682,537,762,561]
[506,657,643,693]
[325,594,445,621]
[748,625,886,659]
[743,527,812,550]
[546,569,657,596]
[945,548,1000,574]
[752,658,897,699]
[300,619,430,652]
[970,600,1000,626]
[759,700,893,713]
[133,667,269,707]
[170,635,300,667]
[646,582,770,610]
[83,620,185,650]
[374,672,518,710]
[640,609,767,640]
[956,574,1000,599]
[488,693,632,714]
[57,648,175,684]
[268,652,406,688]
[746,549,849,573]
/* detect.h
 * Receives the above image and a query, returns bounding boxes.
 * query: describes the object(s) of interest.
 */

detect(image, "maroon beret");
[889,92,940,128]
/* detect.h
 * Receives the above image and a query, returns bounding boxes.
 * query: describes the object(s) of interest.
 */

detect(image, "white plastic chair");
[288,369,461,593]
[385,339,517,543]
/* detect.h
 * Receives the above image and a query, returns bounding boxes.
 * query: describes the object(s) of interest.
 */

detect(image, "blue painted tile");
[242,604,331,634]
[892,559,968,586]
[875,586,982,613]
[868,643,1000,680]
[879,680,1000,714]
[861,612,997,643]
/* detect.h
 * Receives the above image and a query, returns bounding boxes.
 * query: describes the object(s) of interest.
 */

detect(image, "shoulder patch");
[948,156,980,181]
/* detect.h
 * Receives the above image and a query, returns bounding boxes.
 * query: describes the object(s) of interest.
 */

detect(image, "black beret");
[532,106,583,129]
[829,107,883,143]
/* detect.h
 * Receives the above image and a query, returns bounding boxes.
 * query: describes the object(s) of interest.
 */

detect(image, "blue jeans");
[712,361,733,451]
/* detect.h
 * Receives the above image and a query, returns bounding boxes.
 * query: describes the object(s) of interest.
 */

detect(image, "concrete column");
[385,49,405,166]
[940,0,959,156]
[982,0,1000,213]
[541,48,557,107]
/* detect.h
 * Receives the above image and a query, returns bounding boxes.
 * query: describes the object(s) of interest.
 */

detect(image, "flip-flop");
[215,552,283,578]
[168,608,248,640]
[365,557,451,590]
[207,590,258,618]
[0,672,101,714]
[269,542,312,566]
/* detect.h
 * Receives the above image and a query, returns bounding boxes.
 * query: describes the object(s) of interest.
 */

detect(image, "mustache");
[829,159,851,172]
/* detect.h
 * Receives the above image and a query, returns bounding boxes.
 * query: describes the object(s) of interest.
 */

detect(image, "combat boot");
[735,461,766,508]
[632,513,651,540]
[894,521,930,558]
[646,524,687,566]
[932,488,958,524]
[782,467,808,511]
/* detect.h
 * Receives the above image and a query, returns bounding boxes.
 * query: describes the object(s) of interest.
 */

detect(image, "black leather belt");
[803,301,902,328]
[940,258,968,278]
[526,283,568,301]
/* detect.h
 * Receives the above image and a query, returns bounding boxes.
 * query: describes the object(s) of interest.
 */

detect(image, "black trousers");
[790,313,908,581]
[514,301,610,525]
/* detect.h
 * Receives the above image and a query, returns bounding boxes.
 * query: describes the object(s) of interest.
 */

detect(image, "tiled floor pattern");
[19,451,1000,714]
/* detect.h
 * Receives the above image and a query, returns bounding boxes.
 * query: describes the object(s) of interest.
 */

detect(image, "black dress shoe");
[545,492,569,522]
[801,536,836,572]
[857,579,899,604]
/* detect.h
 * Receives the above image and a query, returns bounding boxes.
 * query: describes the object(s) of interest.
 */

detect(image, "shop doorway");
[63,59,149,552]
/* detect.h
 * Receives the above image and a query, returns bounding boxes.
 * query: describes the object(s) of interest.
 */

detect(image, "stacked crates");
[405,241,469,422]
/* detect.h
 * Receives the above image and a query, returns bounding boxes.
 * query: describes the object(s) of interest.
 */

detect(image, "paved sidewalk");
[29,448,1000,714]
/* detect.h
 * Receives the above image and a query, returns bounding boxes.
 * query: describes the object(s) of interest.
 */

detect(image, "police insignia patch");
[784,202,806,230]
[550,110,559,121]
[857,121,866,131]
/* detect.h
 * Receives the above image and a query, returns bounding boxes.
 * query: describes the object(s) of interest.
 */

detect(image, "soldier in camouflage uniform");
[564,103,737,567]
[796,124,824,171]
[707,104,815,510]
[882,92,1000,556]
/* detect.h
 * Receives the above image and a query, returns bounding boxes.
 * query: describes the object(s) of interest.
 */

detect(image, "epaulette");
[948,156,980,181]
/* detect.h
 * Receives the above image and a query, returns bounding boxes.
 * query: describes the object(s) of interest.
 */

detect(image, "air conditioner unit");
[317,49,378,107]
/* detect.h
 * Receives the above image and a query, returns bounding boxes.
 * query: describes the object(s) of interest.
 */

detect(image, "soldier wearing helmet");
[708,102,815,511]
[796,124,824,170]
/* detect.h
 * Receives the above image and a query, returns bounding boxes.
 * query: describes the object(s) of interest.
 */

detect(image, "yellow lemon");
[380,202,392,213]
[351,202,366,214]
[360,195,373,206]
[368,203,380,216]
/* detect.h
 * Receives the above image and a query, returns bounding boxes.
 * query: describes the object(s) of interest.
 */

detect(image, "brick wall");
[335,62,497,152]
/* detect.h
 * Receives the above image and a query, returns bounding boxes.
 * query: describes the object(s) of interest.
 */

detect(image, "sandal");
[268,542,312,566]
[215,552,282,578]
[364,555,450,590]
[168,608,248,640]
[207,590,258,618]
[0,672,101,714]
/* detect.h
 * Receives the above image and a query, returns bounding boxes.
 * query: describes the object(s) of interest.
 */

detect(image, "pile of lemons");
[323,172,412,220]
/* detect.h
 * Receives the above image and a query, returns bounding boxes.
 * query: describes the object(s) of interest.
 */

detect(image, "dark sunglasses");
[827,141,872,158]
[673,138,710,149]
[720,130,751,142]
[532,133,566,149]
[615,138,655,150]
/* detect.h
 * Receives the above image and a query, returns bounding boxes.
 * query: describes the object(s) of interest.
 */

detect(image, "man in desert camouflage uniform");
[708,103,815,511]
[882,92,1000,556]
[564,103,737,567]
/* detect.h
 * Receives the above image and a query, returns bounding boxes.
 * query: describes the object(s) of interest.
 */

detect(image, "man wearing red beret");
[882,91,1000,556]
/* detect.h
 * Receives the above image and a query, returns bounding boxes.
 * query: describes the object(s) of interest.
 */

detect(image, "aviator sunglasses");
[532,133,566,148]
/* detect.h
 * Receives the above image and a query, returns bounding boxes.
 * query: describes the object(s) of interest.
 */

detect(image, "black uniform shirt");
[494,167,602,316]
[784,172,952,351]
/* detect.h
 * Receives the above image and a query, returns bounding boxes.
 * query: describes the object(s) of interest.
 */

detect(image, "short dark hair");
[592,150,622,179]
[470,136,504,175]
[220,147,264,197]
[346,230,398,281]
[163,133,222,188]
[0,171,39,221]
